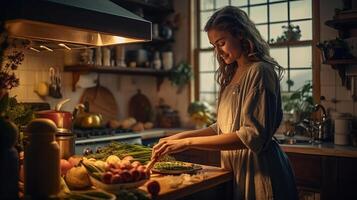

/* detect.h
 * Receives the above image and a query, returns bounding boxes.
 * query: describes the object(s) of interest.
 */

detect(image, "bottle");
[0,117,19,199]
[24,119,60,198]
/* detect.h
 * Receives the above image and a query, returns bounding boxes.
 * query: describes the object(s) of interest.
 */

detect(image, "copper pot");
[35,99,72,131]
[35,110,72,130]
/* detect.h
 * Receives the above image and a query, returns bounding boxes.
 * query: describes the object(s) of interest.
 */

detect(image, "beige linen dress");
[211,61,298,200]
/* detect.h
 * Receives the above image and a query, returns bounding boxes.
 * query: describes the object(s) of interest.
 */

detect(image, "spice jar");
[24,119,60,198]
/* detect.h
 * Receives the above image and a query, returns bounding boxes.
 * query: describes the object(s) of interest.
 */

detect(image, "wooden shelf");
[323,58,357,90]
[64,65,171,91]
[325,12,357,38]
[269,40,312,47]
[324,58,357,65]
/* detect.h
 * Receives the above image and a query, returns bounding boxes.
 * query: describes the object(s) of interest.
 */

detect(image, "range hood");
[2,0,152,47]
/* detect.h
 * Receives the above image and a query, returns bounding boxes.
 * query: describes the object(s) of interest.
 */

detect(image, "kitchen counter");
[275,134,357,158]
[280,142,357,158]
[139,165,233,200]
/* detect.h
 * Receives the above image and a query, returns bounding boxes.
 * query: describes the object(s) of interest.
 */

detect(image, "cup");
[102,47,111,66]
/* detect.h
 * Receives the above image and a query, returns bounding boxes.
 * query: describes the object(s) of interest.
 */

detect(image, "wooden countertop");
[139,165,233,200]
[280,143,357,158]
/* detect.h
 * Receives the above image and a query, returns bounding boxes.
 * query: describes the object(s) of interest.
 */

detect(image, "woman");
[151,6,298,200]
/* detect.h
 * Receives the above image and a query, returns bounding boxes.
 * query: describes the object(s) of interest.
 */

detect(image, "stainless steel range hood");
[3,0,152,46]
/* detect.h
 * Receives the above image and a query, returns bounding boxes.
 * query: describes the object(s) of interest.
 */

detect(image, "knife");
[146,157,158,172]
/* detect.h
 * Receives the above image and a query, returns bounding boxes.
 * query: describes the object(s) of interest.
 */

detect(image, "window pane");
[280,72,289,92]
[269,2,287,22]
[231,0,248,7]
[216,0,229,9]
[250,5,268,24]
[250,0,267,5]
[292,20,312,40]
[199,92,216,105]
[199,51,215,72]
[290,0,312,20]
[270,0,286,2]
[240,7,248,14]
[200,0,214,11]
[290,46,312,68]
[256,24,268,41]
[270,47,288,68]
[200,31,211,48]
[269,22,288,42]
[200,72,215,92]
[290,69,312,91]
[200,11,214,30]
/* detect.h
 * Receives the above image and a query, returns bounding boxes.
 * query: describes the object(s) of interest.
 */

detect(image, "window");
[196,0,315,106]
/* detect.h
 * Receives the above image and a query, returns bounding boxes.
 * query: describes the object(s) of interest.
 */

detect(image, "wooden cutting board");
[128,90,152,123]
[80,86,119,123]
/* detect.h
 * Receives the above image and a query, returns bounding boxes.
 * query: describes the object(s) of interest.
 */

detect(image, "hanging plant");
[169,61,193,93]
[0,19,24,114]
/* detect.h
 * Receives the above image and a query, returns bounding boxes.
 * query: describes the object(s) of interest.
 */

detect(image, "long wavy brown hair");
[204,6,284,95]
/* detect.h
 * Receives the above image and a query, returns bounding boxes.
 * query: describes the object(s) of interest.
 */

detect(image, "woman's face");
[207,29,243,65]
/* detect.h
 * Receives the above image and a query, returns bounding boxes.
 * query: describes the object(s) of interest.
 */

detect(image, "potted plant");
[282,81,314,122]
[270,24,301,43]
[316,37,354,62]
[187,101,216,129]
[168,61,193,93]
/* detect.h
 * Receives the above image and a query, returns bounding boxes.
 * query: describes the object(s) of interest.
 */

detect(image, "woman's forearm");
[186,133,247,151]
[163,127,216,140]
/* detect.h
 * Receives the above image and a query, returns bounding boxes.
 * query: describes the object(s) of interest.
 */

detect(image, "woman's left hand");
[151,138,190,160]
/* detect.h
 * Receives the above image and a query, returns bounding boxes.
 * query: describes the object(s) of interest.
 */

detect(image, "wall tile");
[320,66,336,86]
[336,101,354,114]
[336,86,352,101]
[321,86,336,101]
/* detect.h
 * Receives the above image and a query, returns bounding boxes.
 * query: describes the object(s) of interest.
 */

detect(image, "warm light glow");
[58,43,71,50]
[40,45,53,52]
[29,47,40,52]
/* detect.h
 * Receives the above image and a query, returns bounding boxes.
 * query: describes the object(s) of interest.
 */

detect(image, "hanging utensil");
[54,70,63,98]
[48,67,57,98]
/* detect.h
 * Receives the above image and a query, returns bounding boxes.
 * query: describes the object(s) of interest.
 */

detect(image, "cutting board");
[80,86,119,123]
[128,90,152,123]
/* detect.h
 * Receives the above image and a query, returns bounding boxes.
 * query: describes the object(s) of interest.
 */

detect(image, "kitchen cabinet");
[286,152,357,200]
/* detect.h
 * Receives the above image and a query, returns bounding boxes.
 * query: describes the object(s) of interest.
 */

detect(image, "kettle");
[73,104,103,129]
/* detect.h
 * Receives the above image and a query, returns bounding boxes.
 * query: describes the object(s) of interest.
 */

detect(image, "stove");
[74,128,142,155]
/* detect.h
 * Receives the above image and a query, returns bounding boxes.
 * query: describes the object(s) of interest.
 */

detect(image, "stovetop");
[73,128,133,139]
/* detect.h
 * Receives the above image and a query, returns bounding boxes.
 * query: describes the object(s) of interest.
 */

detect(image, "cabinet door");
[338,157,357,199]
[287,153,322,189]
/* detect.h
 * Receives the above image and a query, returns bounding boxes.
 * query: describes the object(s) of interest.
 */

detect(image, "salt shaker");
[25,119,60,198]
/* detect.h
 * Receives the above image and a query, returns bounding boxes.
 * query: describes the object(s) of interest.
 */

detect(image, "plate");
[89,176,148,194]
[151,162,203,175]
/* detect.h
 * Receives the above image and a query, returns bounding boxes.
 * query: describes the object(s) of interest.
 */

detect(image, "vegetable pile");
[85,142,175,164]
